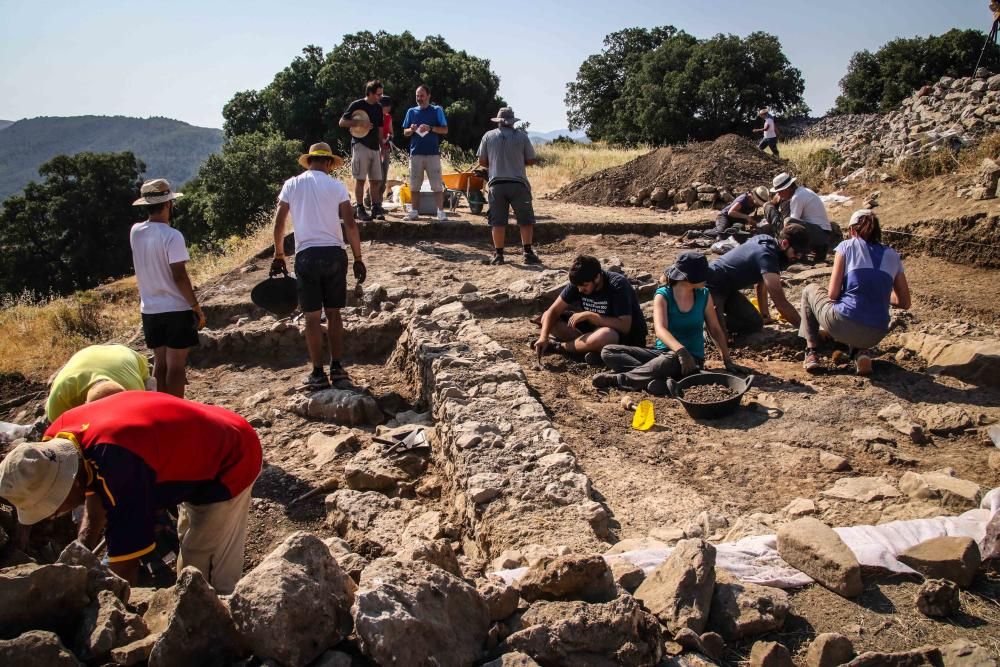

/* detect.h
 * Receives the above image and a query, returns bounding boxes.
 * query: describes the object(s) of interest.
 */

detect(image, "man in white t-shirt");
[753,108,779,157]
[130,179,205,398]
[272,143,366,389]
[770,172,834,262]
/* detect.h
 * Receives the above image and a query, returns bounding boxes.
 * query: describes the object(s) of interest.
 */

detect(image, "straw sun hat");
[298,142,345,170]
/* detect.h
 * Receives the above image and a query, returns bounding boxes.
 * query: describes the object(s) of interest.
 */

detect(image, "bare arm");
[570,311,632,334]
[725,202,752,222]
[537,297,570,347]
[340,201,362,261]
[273,201,290,257]
[756,281,769,320]
[890,271,911,309]
[78,494,106,549]
[432,125,448,135]
[703,294,731,363]
[478,156,489,168]
[652,294,684,352]
[827,252,846,301]
[170,261,204,327]
[762,273,801,326]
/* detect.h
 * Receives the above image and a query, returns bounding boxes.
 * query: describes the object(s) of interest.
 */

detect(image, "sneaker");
[490,253,505,265]
[591,373,619,389]
[436,209,448,222]
[803,350,822,374]
[329,362,350,383]
[854,349,873,376]
[404,208,419,221]
[355,204,372,222]
[370,204,386,220]
[584,352,603,367]
[523,249,541,265]
[647,379,668,396]
[303,368,331,389]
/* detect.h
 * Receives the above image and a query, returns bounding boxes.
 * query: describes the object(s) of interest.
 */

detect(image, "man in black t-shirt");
[534,255,648,357]
[339,80,385,221]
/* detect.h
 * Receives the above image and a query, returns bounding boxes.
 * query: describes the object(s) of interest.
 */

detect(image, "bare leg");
[519,224,534,246]
[434,190,444,211]
[491,226,506,250]
[354,180,366,206]
[325,308,343,362]
[565,326,621,354]
[152,347,168,394]
[303,311,328,368]
[163,347,190,398]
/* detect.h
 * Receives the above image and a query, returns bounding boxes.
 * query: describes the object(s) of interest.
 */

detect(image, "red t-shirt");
[382,111,393,146]
[45,391,262,562]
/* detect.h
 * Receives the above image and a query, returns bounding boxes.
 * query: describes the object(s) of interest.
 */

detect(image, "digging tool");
[373,428,430,456]
[620,397,659,431]
[289,476,341,506]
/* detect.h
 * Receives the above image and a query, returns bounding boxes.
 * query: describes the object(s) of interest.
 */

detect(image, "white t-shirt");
[763,116,777,139]
[789,186,831,231]
[130,221,191,314]
[278,170,351,252]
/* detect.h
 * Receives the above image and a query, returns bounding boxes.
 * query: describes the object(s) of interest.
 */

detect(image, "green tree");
[177,131,301,245]
[567,28,805,145]
[0,152,144,297]
[832,29,1000,114]
[221,32,505,151]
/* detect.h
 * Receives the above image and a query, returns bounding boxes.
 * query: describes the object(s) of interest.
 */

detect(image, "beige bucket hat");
[298,142,345,169]
[0,439,80,525]
[132,178,183,206]
[770,172,797,193]
[490,107,520,126]
[751,186,770,205]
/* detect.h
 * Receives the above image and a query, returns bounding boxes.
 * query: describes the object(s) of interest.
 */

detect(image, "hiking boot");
[355,204,372,222]
[523,249,541,265]
[329,362,350,383]
[584,351,603,367]
[404,208,419,221]
[489,253,505,265]
[591,373,619,389]
[803,350,822,374]
[854,349,873,376]
[370,204,386,220]
[647,379,668,396]
[303,368,331,389]
[436,209,448,222]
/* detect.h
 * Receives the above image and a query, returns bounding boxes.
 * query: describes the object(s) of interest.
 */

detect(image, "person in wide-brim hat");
[490,107,520,126]
[770,172,797,193]
[298,142,345,170]
[132,178,183,206]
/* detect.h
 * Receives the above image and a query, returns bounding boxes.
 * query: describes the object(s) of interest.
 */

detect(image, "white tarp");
[492,489,999,589]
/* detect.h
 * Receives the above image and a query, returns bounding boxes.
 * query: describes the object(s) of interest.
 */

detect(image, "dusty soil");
[679,384,736,403]
[553,134,784,206]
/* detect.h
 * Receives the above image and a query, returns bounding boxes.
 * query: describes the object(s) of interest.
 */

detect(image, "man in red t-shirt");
[0,391,262,593]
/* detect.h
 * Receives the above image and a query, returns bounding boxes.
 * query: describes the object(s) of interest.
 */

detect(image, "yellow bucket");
[399,184,411,204]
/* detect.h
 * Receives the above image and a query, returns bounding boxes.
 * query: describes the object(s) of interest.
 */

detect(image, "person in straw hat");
[477,107,540,265]
[272,142,366,389]
[713,185,772,236]
[45,344,153,422]
[130,178,203,399]
[753,108,779,157]
[769,171,835,262]
[0,391,262,594]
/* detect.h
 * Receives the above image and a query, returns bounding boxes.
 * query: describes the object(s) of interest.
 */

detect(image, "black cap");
[380,95,393,107]
[666,251,709,283]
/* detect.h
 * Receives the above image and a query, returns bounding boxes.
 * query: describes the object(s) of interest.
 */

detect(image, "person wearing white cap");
[753,108,779,157]
[769,172,834,262]
[130,178,204,399]
[800,209,910,375]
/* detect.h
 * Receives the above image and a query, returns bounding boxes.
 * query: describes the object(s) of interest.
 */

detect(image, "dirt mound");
[886,213,1000,269]
[554,135,783,207]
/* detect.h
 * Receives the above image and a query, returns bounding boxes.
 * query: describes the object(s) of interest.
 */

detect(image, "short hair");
[86,380,125,404]
[366,80,383,95]
[145,201,169,215]
[569,255,602,285]
[417,84,431,96]
[780,223,810,252]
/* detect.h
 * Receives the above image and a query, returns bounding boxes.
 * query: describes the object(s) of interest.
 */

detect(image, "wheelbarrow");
[442,171,487,214]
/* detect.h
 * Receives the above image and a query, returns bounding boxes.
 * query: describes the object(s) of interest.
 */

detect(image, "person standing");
[377,94,394,205]
[46,344,152,421]
[770,172,834,262]
[402,84,449,222]
[340,80,385,221]
[130,179,204,399]
[753,108,779,157]
[272,143,366,389]
[477,108,539,265]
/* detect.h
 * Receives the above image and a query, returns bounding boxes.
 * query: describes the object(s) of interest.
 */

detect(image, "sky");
[0,0,994,132]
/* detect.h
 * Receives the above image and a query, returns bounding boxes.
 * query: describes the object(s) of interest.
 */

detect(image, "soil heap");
[553,134,783,209]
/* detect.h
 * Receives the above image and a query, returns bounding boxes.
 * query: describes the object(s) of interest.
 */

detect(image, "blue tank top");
[654,286,708,359]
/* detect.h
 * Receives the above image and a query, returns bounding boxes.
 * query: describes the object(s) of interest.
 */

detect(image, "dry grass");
[527,142,650,194]
[781,137,835,166]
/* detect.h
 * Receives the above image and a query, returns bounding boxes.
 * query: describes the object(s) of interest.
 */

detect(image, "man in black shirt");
[534,255,648,356]
[340,80,385,221]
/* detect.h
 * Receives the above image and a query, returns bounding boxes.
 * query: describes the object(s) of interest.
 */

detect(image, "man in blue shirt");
[402,84,448,222]
[707,225,809,336]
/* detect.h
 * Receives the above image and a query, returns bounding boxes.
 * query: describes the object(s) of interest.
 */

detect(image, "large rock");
[939,639,998,667]
[110,635,157,666]
[916,405,974,435]
[878,403,930,444]
[0,562,89,635]
[633,538,716,634]
[325,489,415,556]
[394,537,462,576]
[750,641,794,667]
[479,577,520,622]
[915,578,960,617]
[515,554,617,603]
[897,536,981,588]
[288,387,383,426]
[229,532,357,667]
[844,646,942,666]
[343,446,422,492]
[707,571,789,640]
[58,540,130,603]
[899,332,1000,388]
[353,557,489,667]
[484,652,542,667]
[0,630,82,666]
[821,476,901,503]
[306,430,359,468]
[74,589,148,662]
[805,633,855,667]
[143,567,245,667]
[776,518,863,598]
[898,470,981,510]
[504,595,663,667]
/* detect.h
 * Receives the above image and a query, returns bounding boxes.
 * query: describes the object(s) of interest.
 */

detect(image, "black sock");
[494,247,504,256]
[330,360,343,369]
[523,244,533,253]
[313,365,324,375]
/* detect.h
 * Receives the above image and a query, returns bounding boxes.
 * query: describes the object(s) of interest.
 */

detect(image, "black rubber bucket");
[666,372,754,420]
[250,276,298,318]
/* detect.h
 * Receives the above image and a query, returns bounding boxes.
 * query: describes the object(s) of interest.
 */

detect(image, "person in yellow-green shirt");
[46,344,151,421]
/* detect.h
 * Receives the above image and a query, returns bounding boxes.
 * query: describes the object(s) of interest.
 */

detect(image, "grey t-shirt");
[476,127,535,186]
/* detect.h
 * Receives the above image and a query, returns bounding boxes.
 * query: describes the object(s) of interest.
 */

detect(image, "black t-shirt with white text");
[560,270,648,344]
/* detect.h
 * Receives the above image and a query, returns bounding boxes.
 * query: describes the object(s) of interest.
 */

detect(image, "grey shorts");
[488,181,536,227]
[409,155,443,192]
[351,144,382,182]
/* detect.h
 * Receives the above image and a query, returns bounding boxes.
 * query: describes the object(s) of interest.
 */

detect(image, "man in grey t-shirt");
[477,108,539,265]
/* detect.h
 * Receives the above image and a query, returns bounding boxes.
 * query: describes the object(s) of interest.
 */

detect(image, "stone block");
[805,633,855,667]
[776,518,862,598]
[634,539,716,634]
[897,536,981,588]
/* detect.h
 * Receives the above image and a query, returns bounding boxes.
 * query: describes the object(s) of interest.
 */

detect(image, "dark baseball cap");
[666,251,709,283]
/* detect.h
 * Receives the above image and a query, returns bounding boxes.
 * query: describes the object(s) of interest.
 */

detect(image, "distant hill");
[0,120,13,131]
[0,116,223,201]
[528,128,591,145]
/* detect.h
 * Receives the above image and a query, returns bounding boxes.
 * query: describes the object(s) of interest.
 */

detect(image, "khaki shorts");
[351,144,382,182]
[409,154,443,192]
[176,484,254,595]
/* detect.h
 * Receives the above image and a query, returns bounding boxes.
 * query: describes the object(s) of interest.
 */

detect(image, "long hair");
[852,213,882,244]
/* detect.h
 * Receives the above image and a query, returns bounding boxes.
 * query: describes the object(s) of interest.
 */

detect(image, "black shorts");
[295,246,347,312]
[142,310,199,350]
[488,181,536,227]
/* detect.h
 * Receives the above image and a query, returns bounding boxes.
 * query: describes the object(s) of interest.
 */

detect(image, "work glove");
[270,257,288,277]
[676,347,699,377]
[724,359,751,375]
[353,259,367,283]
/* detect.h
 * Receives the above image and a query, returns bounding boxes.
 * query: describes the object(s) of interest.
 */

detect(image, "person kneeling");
[592,252,746,394]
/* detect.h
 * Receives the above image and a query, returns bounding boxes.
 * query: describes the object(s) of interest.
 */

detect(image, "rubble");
[707,570,789,640]
[0,630,82,666]
[0,562,89,635]
[899,331,1000,388]
[821,476,901,503]
[898,470,982,510]
[73,589,147,662]
[844,645,942,666]
[57,540,130,603]
[633,538,716,634]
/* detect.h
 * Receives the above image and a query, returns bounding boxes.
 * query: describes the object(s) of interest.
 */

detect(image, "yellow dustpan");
[631,399,656,431]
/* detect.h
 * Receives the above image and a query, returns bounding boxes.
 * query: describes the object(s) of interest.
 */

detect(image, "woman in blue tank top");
[592,252,746,394]
[800,209,911,376]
